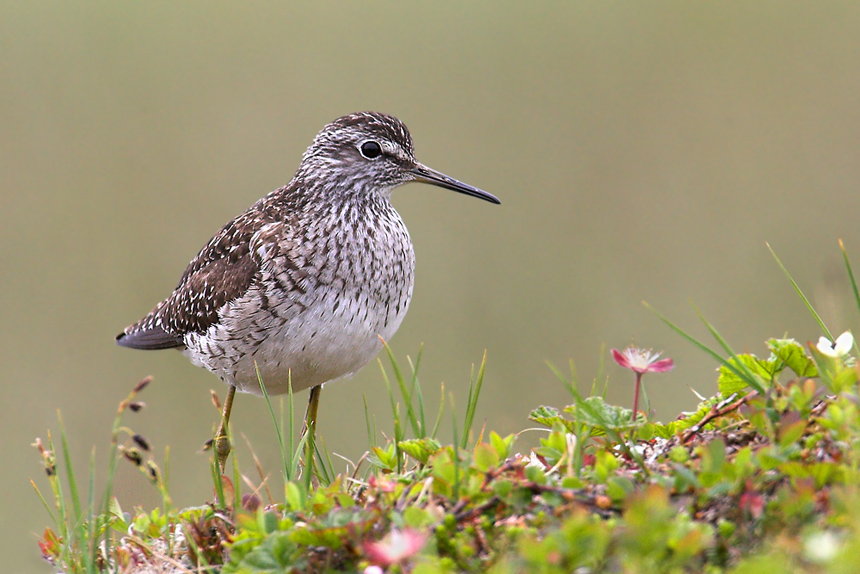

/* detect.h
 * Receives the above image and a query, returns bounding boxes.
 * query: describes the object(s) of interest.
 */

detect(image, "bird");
[116,111,500,472]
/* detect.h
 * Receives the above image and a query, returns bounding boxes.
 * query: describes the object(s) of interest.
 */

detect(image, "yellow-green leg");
[214,384,236,474]
[301,384,323,477]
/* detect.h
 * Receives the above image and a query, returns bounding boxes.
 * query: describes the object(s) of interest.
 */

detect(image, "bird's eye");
[360,141,383,159]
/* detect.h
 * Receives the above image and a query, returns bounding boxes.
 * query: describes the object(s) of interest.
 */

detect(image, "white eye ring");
[359,140,383,159]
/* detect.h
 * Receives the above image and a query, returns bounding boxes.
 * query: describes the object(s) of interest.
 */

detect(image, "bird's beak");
[410,162,501,205]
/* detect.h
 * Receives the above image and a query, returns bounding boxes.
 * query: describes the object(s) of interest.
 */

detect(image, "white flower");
[525,452,546,469]
[803,530,840,564]
[817,331,854,358]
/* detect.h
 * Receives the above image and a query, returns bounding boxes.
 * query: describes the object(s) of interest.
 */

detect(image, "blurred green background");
[4,3,860,571]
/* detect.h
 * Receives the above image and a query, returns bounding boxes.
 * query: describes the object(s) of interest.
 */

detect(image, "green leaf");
[398,438,442,465]
[831,367,859,394]
[767,338,818,378]
[403,506,433,528]
[606,476,634,502]
[370,444,398,470]
[525,465,547,485]
[489,431,515,460]
[529,406,575,432]
[107,497,126,530]
[718,354,774,395]
[493,479,513,498]
[702,438,726,474]
[778,419,807,448]
[639,422,672,440]
[261,509,280,535]
[564,396,638,432]
[672,464,700,491]
[809,462,843,488]
[284,481,304,512]
[472,443,500,472]
[669,446,689,463]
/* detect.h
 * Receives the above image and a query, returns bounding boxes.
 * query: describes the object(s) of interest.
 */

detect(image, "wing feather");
[116,216,263,348]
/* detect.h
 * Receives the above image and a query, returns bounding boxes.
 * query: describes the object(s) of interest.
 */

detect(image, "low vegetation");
[33,243,860,573]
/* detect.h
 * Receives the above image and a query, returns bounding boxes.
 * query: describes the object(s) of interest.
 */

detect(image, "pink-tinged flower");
[740,480,764,519]
[612,347,675,374]
[612,346,674,421]
[364,528,428,567]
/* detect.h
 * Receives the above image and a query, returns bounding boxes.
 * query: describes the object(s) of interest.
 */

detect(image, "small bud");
[128,401,146,413]
[33,438,56,476]
[132,434,151,451]
[133,376,153,394]
[122,447,143,467]
[145,461,161,484]
[242,494,262,512]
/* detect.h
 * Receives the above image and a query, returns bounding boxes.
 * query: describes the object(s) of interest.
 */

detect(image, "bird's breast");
[184,204,416,396]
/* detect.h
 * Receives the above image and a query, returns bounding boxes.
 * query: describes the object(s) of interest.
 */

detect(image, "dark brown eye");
[360,141,382,159]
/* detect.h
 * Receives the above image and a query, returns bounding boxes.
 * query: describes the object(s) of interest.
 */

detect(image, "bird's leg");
[300,384,323,478]
[214,384,236,473]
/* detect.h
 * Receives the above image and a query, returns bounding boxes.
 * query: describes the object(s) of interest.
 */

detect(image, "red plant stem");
[632,372,642,419]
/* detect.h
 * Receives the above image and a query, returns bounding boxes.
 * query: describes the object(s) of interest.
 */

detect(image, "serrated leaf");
[564,396,638,432]
[398,438,441,464]
[767,338,818,378]
[718,354,774,395]
[529,406,575,432]
[639,422,672,440]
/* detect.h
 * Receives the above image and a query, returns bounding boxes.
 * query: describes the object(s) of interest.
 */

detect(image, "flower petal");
[646,357,675,373]
[834,331,854,356]
[364,529,427,566]
[817,336,837,357]
[611,348,632,369]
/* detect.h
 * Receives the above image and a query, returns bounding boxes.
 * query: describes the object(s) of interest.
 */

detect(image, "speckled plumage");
[117,112,499,397]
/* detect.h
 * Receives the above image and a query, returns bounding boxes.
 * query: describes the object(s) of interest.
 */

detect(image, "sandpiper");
[117,111,499,470]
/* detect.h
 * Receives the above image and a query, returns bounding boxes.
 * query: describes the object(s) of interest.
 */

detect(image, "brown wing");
[116,216,261,350]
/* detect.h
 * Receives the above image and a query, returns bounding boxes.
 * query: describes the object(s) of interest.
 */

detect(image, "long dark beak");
[410,162,501,204]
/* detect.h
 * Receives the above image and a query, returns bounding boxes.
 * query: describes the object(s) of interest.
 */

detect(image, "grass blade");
[767,242,833,340]
[461,351,487,449]
[257,364,292,482]
[363,393,375,449]
[57,412,82,525]
[314,437,335,485]
[644,301,766,394]
[30,479,57,524]
[840,239,860,335]
[431,383,445,439]
[406,345,427,437]
[380,339,421,436]
[450,394,461,500]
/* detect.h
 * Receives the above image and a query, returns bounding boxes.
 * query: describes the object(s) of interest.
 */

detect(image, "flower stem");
[632,372,642,421]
